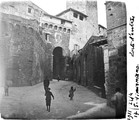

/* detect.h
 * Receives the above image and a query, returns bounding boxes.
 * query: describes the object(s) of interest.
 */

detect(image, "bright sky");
[2,0,106,27]
[1,0,130,28]
[32,0,107,27]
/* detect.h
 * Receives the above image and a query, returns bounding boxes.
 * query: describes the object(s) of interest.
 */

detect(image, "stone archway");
[53,47,65,79]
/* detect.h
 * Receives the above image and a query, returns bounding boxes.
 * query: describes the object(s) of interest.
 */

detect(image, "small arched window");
[49,24,53,29]
[15,24,20,30]
[44,23,48,28]
[63,28,66,32]
[9,23,14,31]
[59,27,62,31]
[28,27,33,33]
[54,25,58,30]
[22,26,27,33]
[67,29,70,33]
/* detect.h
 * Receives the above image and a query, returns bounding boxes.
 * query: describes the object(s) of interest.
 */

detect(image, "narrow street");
[0,80,115,119]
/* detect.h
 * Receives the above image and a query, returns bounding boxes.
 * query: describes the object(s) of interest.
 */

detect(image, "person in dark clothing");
[69,86,76,100]
[4,83,9,96]
[57,75,60,82]
[4,80,12,96]
[43,76,50,92]
[45,88,54,112]
[111,87,125,118]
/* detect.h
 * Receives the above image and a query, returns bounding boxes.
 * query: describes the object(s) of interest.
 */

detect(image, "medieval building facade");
[57,0,99,53]
[0,0,101,86]
[0,1,72,86]
[39,13,72,79]
[70,1,127,102]
[0,1,127,109]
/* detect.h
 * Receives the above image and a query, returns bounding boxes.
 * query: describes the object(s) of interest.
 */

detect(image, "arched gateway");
[53,47,65,79]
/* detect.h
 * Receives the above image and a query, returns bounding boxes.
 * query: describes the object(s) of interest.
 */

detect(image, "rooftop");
[43,13,72,23]
[82,35,107,51]
[98,24,106,29]
[56,8,88,17]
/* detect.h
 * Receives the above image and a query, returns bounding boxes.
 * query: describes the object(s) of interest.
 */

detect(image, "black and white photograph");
[0,0,138,119]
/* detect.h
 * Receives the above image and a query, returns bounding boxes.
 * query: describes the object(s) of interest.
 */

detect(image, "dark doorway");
[53,47,65,79]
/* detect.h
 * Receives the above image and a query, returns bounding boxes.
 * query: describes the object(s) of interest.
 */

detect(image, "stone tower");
[105,1,127,105]
[66,0,99,37]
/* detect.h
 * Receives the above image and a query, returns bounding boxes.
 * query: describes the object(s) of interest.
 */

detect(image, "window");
[67,29,70,33]
[9,23,14,31]
[15,24,20,30]
[63,28,66,32]
[108,8,111,11]
[10,5,15,8]
[110,13,113,16]
[45,33,49,40]
[28,7,32,13]
[28,27,33,33]
[54,25,58,30]
[61,20,65,24]
[44,23,48,27]
[79,15,84,21]
[59,27,62,31]
[73,12,78,18]
[49,24,53,29]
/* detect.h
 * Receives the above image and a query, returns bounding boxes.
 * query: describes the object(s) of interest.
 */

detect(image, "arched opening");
[53,47,65,79]
[28,27,33,34]
[22,26,27,33]
[9,23,14,31]
[15,24,20,30]
[44,23,48,28]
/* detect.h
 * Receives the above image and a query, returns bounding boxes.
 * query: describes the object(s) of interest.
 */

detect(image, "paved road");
[0,80,107,119]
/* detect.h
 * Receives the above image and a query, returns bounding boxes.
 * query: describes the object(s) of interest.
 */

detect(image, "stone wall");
[70,36,107,98]
[0,13,52,86]
[106,1,126,30]
[106,26,127,104]
[0,1,45,22]
[42,26,70,57]
[105,1,127,105]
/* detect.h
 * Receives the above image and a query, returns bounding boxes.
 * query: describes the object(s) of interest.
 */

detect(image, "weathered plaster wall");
[42,26,70,57]
[0,1,44,22]
[63,0,99,51]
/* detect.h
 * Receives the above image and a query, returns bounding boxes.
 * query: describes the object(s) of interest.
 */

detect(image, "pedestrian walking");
[111,87,125,118]
[57,75,60,82]
[4,80,12,96]
[4,83,9,96]
[45,88,54,112]
[69,86,76,100]
[43,75,50,92]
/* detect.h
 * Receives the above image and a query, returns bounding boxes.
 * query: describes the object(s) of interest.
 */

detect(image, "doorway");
[53,47,65,79]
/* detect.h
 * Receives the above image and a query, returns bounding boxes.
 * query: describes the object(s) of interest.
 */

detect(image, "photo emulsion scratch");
[0,0,131,119]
